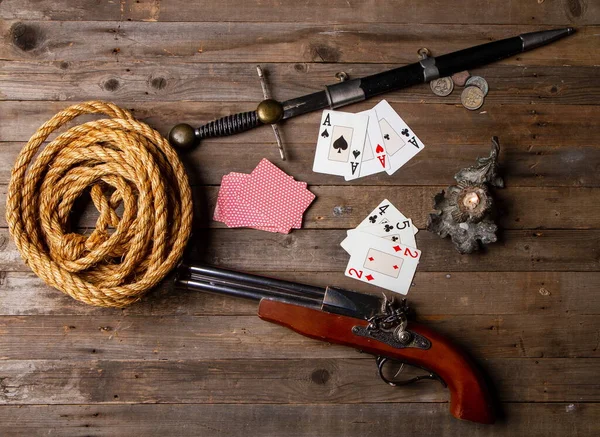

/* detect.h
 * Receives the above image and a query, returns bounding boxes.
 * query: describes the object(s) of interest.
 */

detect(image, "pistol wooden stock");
[258,299,494,424]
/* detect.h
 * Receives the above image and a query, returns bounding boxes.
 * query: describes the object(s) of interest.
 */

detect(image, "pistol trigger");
[375,356,446,388]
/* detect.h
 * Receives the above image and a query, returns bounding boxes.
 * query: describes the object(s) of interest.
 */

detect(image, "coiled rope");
[6,101,193,308]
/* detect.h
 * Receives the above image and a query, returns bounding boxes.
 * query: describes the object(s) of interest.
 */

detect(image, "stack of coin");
[461,76,489,111]
[429,72,489,111]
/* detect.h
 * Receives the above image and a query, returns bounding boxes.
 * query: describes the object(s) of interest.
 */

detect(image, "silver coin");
[461,86,485,111]
[429,77,454,97]
[465,76,489,96]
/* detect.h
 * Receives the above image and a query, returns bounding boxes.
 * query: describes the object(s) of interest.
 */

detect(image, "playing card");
[356,199,410,229]
[341,218,417,253]
[373,100,425,175]
[313,110,368,178]
[344,232,421,295]
[214,160,315,234]
[215,172,288,233]
[241,159,315,230]
[353,108,389,179]
[340,199,418,253]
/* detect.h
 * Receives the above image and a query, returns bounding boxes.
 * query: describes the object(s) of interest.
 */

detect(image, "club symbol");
[401,128,409,137]
[333,135,348,154]
[369,215,377,223]
[383,134,390,140]
[321,129,329,138]
[384,224,393,232]
[352,149,361,159]
[391,236,399,242]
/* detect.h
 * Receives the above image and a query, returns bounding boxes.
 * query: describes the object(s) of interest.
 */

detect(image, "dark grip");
[197,110,260,139]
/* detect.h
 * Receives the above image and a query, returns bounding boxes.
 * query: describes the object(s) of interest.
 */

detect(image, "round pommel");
[256,99,283,124]
[169,123,198,150]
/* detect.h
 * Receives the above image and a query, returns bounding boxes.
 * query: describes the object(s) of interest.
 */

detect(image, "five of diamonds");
[429,72,489,111]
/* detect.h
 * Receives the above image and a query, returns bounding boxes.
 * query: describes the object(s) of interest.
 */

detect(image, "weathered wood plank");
[0,314,597,359]
[1,229,599,272]
[2,140,599,189]
[2,0,598,25]
[0,403,597,437]
[1,62,598,106]
[2,185,598,230]
[0,358,597,404]
[2,101,596,149]
[1,21,596,66]
[2,270,597,317]
[2,101,599,188]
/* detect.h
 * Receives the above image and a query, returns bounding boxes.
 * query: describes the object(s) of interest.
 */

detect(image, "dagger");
[169,28,575,150]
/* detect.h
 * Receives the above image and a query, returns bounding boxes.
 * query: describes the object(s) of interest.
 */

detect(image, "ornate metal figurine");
[427,137,503,254]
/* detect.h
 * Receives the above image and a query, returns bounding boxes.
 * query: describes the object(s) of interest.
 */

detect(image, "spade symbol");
[383,134,390,140]
[352,150,360,159]
[321,129,329,138]
[333,135,348,154]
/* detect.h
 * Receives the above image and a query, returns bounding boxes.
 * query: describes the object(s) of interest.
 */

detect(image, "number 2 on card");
[404,248,419,258]
[348,268,363,278]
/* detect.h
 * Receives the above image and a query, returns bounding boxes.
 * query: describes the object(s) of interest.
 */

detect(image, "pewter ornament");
[461,86,485,110]
[430,77,454,96]
[465,76,489,96]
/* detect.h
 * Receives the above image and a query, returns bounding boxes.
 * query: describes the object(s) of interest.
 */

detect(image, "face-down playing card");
[215,172,288,233]
[345,233,421,295]
[241,159,315,231]
[313,110,368,178]
[373,100,425,175]
[214,160,315,233]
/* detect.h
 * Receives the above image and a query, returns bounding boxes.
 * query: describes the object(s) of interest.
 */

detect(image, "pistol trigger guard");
[376,356,447,388]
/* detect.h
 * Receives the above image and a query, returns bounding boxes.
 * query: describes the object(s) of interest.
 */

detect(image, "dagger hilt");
[169,99,283,150]
[169,110,260,150]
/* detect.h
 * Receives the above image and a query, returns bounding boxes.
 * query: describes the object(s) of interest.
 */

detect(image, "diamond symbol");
[393,265,399,270]
[393,245,401,252]
[366,274,374,281]
[368,256,374,261]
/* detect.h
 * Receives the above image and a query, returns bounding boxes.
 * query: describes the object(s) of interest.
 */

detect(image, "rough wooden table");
[1,1,599,436]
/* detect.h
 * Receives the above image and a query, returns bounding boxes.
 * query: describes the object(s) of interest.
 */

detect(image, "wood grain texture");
[1,228,599,273]
[2,62,598,105]
[1,0,599,25]
[2,100,600,188]
[0,314,597,360]
[0,358,598,404]
[0,403,597,437]
[1,21,596,66]
[1,185,599,229]
[1,0,599,434]
[2,271,597,317]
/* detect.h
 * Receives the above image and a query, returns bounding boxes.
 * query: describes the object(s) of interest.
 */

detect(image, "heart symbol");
[375,144,384,153]
[352,150,360,158]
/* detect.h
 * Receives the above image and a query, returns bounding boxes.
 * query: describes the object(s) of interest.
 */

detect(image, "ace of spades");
[313,110,368,177]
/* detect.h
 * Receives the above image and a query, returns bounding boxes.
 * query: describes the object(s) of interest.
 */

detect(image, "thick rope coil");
[6,101,193,308]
